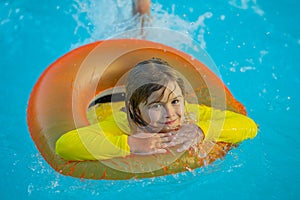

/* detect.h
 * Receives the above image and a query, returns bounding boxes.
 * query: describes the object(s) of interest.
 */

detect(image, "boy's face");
[138,81,184,133]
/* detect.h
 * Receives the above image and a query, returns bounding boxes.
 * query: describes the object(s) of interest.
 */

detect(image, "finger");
[160,135,173,143]
[177,144,189,152]
[153,148,167,154]
[151,140,169,149]
[167,140,183,147]
[158,132,173,139]
[165,142,176,147]
[167,133,195,146]
[152,133,173,144]
[177,141,193,152]
[150,141,160,149]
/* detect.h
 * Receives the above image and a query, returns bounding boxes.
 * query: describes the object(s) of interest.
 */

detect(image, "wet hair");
[125,58,185,129]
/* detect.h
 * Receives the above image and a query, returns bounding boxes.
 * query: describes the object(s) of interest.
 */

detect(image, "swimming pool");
[1,0,299,199]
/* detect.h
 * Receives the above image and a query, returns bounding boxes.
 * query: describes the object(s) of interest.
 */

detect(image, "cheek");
[176,103,185,116]
[147,110,162,123]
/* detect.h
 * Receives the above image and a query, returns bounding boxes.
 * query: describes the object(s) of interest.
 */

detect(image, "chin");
[160,125,180,133]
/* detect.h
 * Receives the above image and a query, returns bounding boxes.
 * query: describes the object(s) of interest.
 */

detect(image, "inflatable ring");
[27,39,248,180]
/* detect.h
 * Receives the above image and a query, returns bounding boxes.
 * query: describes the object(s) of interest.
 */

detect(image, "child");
[125,58,204,155]
[55,58,257,161]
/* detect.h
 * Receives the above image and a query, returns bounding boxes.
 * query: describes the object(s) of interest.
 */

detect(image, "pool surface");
[1,0,299,199]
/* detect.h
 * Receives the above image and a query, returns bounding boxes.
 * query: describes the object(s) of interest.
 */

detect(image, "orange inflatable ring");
[27,39,247,180]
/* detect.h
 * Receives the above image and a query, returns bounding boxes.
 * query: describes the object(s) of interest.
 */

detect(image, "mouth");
[154,119,180,132]
[164,119,178,125]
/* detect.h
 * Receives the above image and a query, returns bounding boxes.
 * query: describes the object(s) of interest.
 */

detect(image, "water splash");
[71,0,213,53]
[229,0,264,16]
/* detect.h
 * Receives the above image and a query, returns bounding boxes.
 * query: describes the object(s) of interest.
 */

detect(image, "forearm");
[55,124,130,161]
[189,104,258,144]
[200,111,258,143]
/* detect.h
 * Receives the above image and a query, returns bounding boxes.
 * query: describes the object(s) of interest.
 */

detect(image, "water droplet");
[206,12,213,18]
[272,73,278,80]
[262,88,267,93]
[240,66,255,72]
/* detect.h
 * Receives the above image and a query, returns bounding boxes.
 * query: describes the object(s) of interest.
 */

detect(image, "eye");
[149,103,162,110]
[171,99,180,105]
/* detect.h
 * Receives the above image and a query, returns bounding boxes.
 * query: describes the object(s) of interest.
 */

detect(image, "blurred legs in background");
[132,0,151,15]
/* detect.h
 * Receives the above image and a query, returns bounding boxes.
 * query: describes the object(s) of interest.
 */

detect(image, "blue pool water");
[1,0,299,199]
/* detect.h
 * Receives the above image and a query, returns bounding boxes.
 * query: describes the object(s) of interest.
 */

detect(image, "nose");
[163,104,175,118]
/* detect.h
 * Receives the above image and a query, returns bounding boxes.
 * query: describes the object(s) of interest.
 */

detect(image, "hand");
[128,132,173,155]
[167,124,204,152]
